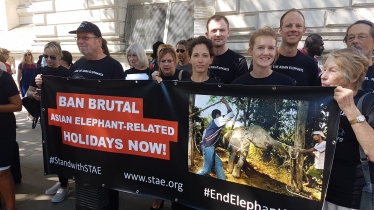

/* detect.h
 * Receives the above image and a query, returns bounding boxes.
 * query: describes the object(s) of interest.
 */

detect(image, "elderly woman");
[0,69,22,210]
[27,41,71,204]
[124,43,152,80]
[322,47,374,210]
[152,45,190,82]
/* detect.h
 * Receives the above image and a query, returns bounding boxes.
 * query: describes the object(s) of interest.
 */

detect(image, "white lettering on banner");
[88,99,139,113]
[204,188,288,210]
[50,156,101,174]
[128,140,166,155]
[63,131,124,149]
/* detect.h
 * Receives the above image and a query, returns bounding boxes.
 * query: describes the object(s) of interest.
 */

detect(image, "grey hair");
[126,43,149,68]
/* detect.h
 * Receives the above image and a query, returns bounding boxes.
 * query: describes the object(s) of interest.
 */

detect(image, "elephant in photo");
[222,125,287,178]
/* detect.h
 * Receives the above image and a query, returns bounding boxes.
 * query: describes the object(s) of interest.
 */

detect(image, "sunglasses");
[43,54,57,60]
[176,49,186,53]
[25,53,31,56]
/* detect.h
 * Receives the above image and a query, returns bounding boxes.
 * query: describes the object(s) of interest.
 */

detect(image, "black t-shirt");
[362,65,374,93]
[326,90,374,208]
[183,77,221,84]
[272,51,319,86]
[124,67,153,80]
[70,56,125,79]
[161,69,190,81]
[0,71,18,123]
[231,71,296,86]
[208,49,248,84]
[30,66,70,88]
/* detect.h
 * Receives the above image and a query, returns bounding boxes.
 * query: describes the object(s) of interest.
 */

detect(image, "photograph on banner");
[188,94,330,201]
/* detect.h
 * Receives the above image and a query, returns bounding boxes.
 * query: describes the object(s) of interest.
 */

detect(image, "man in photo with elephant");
[196,98,234,180]
[299,131,326,188]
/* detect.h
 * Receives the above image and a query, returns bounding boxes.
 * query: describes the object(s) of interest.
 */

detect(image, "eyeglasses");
[176,49,186,53]
[24,53,31,56]
[347,34,370,42]
[43,54,57,60]
[74,36,98,41]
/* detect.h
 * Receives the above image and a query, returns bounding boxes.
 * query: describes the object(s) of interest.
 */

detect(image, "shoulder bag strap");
[178,70,183,80]
[357,92,371,184]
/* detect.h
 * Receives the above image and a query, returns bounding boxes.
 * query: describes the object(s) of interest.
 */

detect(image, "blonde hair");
[0,48,10,54]
[322,47,369,91]
[249,26,278,64]
[20,50,35,67]
[44,41,63,58]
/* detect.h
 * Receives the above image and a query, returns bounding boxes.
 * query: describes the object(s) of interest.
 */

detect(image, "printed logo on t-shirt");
[74,69,104,76]
[209,66,229,71]
[272,65,304,72]
[337,128,345,142]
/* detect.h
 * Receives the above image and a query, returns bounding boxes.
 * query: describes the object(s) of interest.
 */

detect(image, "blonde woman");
[18,50,36,97]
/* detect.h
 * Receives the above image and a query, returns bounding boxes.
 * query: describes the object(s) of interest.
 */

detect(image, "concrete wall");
[2,0,374,69]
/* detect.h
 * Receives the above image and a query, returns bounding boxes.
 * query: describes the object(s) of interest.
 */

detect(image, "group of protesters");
[1,7,374,210]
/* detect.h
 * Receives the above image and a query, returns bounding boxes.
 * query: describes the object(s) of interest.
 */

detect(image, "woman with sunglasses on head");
[26,41,71,204]
[18,50,37,120]
[124,43,152,80]
[232,26,295,86]
[152,45,190,83]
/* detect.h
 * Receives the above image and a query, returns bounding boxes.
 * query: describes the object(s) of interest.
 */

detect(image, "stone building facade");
[1,0,374,69]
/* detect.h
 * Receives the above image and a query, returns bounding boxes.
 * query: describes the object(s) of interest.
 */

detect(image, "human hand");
[32,91,41,101]
[334,86,356,112]
[151,71,163,83]
[220,98,228,104]
[35,74,43,88]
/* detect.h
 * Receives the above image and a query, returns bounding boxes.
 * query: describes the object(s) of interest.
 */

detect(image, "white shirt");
[313,141,326,169]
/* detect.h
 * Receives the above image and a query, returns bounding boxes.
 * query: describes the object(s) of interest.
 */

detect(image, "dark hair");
[279,8,305,27]
[206,15,229,31]
[304,34,323,48]
[187,36,214,58]
[61,50,73,67]
[102,38,110,56]
[211,109,221,119]
[343,20,374,43]
[152,41,164,59]
[176,40,187,47]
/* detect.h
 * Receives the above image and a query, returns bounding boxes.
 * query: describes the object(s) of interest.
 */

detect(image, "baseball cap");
[312,131,325,138]
[68,21,102,37]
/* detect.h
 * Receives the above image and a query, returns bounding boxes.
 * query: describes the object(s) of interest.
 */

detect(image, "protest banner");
[41,76,339,210]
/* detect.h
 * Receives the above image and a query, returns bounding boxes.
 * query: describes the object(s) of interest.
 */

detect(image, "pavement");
[1,109,172,210]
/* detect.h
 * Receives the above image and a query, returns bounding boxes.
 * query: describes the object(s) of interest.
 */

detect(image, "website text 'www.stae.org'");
[124,172,183,192]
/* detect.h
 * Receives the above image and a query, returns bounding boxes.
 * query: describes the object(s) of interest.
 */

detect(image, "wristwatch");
[349,115,366,125]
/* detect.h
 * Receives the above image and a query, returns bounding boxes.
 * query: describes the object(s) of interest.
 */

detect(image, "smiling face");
[190,44,213,74]
[249,36,277,69]
[159,53,176,76]
[206,19,230,48]
[76,31,101,57]
[278,11,306,46]
[321,56,349,88]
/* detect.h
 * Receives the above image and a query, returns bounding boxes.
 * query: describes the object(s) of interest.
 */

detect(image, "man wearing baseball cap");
[35,21,123,208]
[68,21,125,79]
[299,131,326,188]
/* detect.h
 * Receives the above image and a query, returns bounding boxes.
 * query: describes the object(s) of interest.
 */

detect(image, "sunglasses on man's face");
[43,54,57,60]
[176,49,186,53]
[25,53,31,56]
